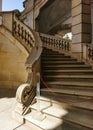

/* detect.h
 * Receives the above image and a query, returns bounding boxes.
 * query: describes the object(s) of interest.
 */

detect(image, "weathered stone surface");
[72,0,91,57]
[72,23,91,34]
[0,29,28,89]
[72,0,91,8]
[37,0,71,33]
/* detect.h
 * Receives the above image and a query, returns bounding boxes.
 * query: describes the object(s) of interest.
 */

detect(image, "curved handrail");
[16,30,42,113]
[16,32,42,113]
[12,11,43,112]
[26,31,42,66]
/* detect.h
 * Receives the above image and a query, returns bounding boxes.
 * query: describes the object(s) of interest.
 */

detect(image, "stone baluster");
[88,47,91,59]
[39,33,71,53]
[21,26,24,39]
[18,24,21,37]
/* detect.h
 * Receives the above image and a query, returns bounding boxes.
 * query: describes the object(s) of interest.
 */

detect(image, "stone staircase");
[24,97,66,130]
[39,48,93,130]
[1,11,93,130]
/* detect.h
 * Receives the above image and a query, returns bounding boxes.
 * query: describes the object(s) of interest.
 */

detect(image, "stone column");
[0,0,2,11]
[72,0,91,59]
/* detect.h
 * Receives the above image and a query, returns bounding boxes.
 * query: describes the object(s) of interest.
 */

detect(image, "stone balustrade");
[13,14,43,114]
[13,12,35,53]
[40,33,71,53]
[83,43,93,63]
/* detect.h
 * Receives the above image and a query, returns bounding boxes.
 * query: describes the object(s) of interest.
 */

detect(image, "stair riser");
[63,108,93,129]
[41,87,93,97]
[42,57,72,59]
[42,53,64,56]
[43,72,93,75]
[42,67,91,70]
[49,85,93,90]
[25,111,63,130]
[41,91,93,110]
[62,121,91,130]
[44,77,93,82]
[46,82,93,87]
[42,62,85,65]
[42,54,71,58]
[42,51,64,55]
[40,48,93,130]
[42,59,77,61]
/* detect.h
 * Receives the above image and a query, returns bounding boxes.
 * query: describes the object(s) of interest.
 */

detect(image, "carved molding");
[16,83,31,106]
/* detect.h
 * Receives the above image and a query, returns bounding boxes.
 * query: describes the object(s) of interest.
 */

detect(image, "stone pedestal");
[72,0,91,59]
[12,103,24,123]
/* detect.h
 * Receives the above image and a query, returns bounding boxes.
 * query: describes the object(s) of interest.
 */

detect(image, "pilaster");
[72,0,91,58]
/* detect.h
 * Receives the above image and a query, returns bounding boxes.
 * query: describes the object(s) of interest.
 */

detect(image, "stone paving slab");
[0,88,31,130]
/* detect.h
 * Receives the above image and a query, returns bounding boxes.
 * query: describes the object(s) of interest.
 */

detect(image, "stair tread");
[43,60,83,63]
[43,64,91,67]
[30,101,67,119]
[45,75,93,78]
[41,89,93,110]
[41,48,93,129]
[63,108,93,129]
[44,69,93,72]
[41,88,93,97]
[25,111,62,130]
[42,57,76,60]
[47,81,93,86]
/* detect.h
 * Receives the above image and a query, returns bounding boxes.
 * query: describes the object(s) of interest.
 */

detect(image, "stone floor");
[0,88,31,130]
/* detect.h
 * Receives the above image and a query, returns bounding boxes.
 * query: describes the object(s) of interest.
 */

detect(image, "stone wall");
[0,32,28,89]
[71,0,91,59]
[37,0,71,33]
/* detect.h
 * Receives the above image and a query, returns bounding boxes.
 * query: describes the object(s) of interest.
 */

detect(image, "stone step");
[42,52,64,56]
[41,89,93,110]
[47,81,93,87]
[24,110,63,130]
[60,120,91,130]
[43,70,93,76]
[42,51,64,56]
[44,75,93,82]
[25,96,93,130]
[50,84,93,91]
[42,57,77,61]
[34,96,68,110]
[30,97,68,118]
[42,60,84,65]
[42,64,92,70]
[63,107,93,129]
[42,55,71,58]
[41,87,93,97]
[40,48,93,129]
